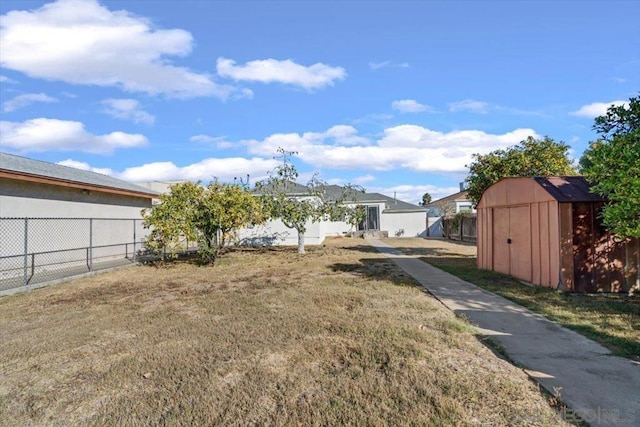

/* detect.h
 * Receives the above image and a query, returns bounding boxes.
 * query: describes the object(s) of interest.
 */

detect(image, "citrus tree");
[142,181,203,254]
[143,181,265,264]
[196,181,266,263]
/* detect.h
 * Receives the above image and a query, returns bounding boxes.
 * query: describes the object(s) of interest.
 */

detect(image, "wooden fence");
[442,213,477,242]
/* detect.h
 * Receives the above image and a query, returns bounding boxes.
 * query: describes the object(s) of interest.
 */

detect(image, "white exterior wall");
[381,211,427,238]
[234,201,426,246]
[236,218,325,246]
[323,219,352,237]
[454,200,475,213]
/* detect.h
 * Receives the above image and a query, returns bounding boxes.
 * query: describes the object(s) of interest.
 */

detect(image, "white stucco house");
[425,189,475,237]
[237,182,427,246]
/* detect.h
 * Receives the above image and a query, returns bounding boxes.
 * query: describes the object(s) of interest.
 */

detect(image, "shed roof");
[478,176,605,208]
[533,176,604,203]
[0,152,158,198]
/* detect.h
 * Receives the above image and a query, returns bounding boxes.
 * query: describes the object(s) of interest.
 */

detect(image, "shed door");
[492,206,532,282]
[493,208,511,275]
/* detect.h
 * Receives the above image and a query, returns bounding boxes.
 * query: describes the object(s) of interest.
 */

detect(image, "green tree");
[196,181,266,264]
[143,181,265,264]
[257,149,362,254]
[142,181,203,254]
[420,192,432,206]
[581,95,640,238]
[465,136,576,205]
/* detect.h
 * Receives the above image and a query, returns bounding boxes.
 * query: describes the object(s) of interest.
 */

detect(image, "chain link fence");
[0,218,152,294]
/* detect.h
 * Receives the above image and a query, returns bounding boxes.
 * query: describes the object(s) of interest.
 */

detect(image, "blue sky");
[1,0,638,204]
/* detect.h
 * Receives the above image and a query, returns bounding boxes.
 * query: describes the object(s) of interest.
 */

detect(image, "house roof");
[533,176,604,202]
[254,180,309,195]
[325,186,425,212]
[254,181,425,212]
[427,190,469,206]
[0,152,159,198]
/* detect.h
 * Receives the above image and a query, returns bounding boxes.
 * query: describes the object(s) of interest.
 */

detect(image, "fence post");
[89,218,93,271]
[133,219,137,262]
[23,218,28,288]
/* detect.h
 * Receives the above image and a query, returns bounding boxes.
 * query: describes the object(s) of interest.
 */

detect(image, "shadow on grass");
[139,245,310,268]
[330,258,426,289]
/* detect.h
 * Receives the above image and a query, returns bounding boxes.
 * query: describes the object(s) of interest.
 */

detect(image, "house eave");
[0,169,158,199]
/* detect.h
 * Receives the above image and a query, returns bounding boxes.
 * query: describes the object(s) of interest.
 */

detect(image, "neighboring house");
[127,179,426,247]
[425,188,475,237]
[0,152,158,218]
[238,183,428,246]
[477,176,640,293]
[0,152,160,294]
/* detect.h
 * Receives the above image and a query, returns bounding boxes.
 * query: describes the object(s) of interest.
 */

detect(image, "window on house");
[358,205,380,231]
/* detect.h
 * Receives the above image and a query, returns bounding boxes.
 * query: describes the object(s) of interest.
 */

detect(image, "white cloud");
[57,159,113,176]
[569,100,628,118]
[391,99,433,113]
[353,174,376,185]
[0,0,234,98]
[2,92,57,112]
[190,134,217,143]
[368,184,461,205]
[448,99,490,114]
[101,98,155,125]
[216,57,346,90]
[351,113,394,125]
[0,74,18,83]
[245,124,538,173]
[232,88,254,100]
[369,61,409,70]
[189,134,235,149]
[323,125,370,145]
[117,157,278,182]
[0,118,148,153]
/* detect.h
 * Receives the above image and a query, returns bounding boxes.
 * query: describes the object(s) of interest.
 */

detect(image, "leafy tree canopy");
[465,136,576,205]
[142,181,203,253]
[143,181,265,264]
[420,192,432,206]
[581,95,640,238]
[256,149,364,254]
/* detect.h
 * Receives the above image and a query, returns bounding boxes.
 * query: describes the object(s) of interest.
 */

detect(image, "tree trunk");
[297,229,305,254]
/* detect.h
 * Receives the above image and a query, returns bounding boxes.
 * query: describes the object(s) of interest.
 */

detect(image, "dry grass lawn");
[385,237,640,361]
[0,237,571,426]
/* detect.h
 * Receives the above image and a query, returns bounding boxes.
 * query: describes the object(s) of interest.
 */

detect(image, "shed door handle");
[507,238,512,244]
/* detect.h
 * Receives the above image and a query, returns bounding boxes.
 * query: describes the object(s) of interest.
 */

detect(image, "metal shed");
[477,176,639,293]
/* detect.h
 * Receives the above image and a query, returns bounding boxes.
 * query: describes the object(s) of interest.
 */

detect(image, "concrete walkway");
[369,239,640,427]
